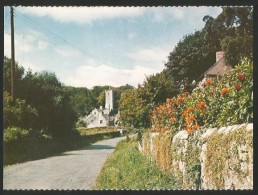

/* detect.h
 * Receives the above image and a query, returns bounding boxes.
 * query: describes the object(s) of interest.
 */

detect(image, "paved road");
[3,136,125,190]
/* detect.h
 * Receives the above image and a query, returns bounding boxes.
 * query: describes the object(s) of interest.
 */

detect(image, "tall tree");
[119,89,150,128]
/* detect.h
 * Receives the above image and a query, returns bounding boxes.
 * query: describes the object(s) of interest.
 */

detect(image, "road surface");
[3,136,125,190]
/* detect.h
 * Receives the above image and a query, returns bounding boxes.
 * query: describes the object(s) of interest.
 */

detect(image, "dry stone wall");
[138,123,253,190]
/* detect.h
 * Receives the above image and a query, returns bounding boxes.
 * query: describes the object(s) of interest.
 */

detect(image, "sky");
[4,6,222,89]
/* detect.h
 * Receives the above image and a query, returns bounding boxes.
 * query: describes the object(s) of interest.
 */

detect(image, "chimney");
[100,106,103,110]
[216,51,224,62]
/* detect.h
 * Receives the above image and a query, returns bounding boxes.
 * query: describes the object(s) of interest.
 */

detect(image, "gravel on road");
[3,136,125,190]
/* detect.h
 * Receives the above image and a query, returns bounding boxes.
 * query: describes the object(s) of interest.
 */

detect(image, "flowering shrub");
[151,58,253,134]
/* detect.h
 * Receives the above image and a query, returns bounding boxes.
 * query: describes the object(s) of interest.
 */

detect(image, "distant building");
[105,89,114,113]
[198,51,232,87]
[82,89,114,128]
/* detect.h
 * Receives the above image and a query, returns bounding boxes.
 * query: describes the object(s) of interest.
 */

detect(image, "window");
[100,120,103,124]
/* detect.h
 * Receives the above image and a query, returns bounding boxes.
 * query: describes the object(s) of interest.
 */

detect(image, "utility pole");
[10,6,15,100]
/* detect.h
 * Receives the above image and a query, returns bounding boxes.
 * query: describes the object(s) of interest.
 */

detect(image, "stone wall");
[138,123,253,190]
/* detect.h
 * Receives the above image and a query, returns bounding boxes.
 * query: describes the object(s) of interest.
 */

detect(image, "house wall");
[87,114,108,128]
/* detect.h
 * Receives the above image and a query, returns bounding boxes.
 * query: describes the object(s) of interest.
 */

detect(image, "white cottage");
[84,107,109,128]
[83,89,114,128]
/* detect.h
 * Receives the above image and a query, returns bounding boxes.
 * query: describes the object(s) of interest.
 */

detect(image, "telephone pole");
[10,6,15,100]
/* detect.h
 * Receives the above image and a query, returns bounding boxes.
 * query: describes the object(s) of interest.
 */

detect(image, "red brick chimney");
[216,51,224,62]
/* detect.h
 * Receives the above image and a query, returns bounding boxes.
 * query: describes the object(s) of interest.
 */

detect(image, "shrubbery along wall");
[138,59,253,189]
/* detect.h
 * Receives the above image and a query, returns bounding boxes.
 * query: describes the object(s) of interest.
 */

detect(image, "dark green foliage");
[3,91,38,130]
[3,57,78,138]
[119,89,151,128]
[221,35,253,67]
[140,70,178,105]
[3,56,25,96]
[65,86,96,117]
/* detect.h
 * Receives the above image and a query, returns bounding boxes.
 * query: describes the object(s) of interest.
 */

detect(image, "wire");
[13,8,97,58]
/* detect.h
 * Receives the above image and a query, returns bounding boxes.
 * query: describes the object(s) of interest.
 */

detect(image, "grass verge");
[4,130,121,166]
[93,139,177,189]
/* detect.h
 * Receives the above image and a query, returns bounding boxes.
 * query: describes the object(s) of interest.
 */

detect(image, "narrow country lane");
[3,136,125,190]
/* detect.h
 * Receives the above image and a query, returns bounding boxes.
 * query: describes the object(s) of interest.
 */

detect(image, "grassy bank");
[94,139,177,189]
[4,128,121,166]
[78,126,117,135]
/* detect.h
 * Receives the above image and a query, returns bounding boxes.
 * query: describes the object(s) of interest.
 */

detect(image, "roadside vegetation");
[94,138,177,189]
[3,55,129,165]
[4,127,122,166]
[78,126,117,135]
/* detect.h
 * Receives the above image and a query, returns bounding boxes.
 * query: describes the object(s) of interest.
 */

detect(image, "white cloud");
[19,60,44,72]
[16,6,222,28]
[60,64,160,88]
[17,7,146,24]
[54,46,82,57]
[125,45,174,69]
[149,7,221,27]
[4,32,48,57]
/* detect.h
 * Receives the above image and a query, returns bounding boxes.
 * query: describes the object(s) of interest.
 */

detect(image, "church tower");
[105,89,113,113]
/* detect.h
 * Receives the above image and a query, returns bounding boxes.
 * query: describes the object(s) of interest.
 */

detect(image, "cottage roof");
[204,58,232,76]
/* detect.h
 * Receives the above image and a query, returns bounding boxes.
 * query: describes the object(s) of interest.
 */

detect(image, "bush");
[3,91,39,130]
[4,127,31,143]
[151,58,253,134]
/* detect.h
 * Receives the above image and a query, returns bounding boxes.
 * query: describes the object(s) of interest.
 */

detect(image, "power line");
[13,8,97,59]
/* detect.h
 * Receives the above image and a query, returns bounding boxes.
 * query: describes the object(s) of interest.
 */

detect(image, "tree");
[3,56,25,96]
[65,86,96,117]
[164,6,253,98]
[221,35,253,67]
[119,89,150,128]
[3,57,78,138]
[204,6,253,67]
[165,30,214,94]
[3,91,38,130]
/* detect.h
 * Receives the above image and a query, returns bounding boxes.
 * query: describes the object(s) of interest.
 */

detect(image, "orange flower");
[186,115,196,123]
[183,109,188,117]
[184,125,193,134]
[177,96,183,103]
[187,107,194,112]
[221,88,230,96]
[206,79,212,86]
[196,101,206,110]
[170,117,176,123]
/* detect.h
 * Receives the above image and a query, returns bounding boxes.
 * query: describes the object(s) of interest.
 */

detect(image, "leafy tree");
[164,6,253,98]
[65,86,96,117]
[119,89,150,128]
[204,6,253,67]
[3,56,25,97]
[3,91,38,130]
[3,57,78,138]
[221,35,253,67]
[138,70,177,106]
[165,30,214,94]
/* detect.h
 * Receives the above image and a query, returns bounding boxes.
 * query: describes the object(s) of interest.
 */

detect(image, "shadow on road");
[84,144,115,150]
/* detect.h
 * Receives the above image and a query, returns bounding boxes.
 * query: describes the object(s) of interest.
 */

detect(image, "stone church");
[82,89,115,128]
